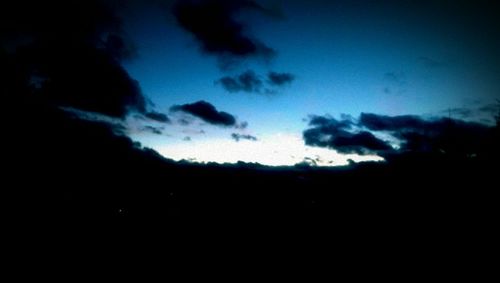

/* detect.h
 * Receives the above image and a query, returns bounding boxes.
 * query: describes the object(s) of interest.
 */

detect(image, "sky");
[32,0,500,166]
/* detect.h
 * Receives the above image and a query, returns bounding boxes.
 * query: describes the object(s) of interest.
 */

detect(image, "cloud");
[359,113,428,132]
[304,112,496,158]
[144,111,170,123]
[217,70,296,94]
[308,114,354,130]
[172,0,276,63]
[359,113,491,155]
[1,1,148,119]
[217,70,262,93]
[170,100,237,127]
[303,115,392,155]
[231,133,257,142]
[236,121,249,129]
[142,126,163,135]
[267,72,295,86]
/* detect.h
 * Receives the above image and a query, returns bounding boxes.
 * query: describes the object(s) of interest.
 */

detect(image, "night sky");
[112,0,500,165]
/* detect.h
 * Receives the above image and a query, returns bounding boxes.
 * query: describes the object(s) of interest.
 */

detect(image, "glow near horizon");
[155,133,384,166]
[122,2,500,166]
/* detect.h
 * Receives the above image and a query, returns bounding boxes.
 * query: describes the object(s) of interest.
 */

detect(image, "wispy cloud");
[217,70,295,94]
[231,133,258,142]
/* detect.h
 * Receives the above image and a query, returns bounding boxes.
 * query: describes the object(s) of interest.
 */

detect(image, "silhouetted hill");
[6,100,496,230]
[3,90,497,279]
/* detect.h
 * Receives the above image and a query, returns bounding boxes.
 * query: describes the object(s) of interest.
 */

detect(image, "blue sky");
[119,0,500,165]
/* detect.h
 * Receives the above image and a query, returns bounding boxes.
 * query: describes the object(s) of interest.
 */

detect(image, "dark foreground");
[3,107,497,277]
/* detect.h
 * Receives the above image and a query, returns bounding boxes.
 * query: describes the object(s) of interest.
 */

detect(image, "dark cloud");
[1,1,147,119]
[360,113,428,132]
[143,126,163,135]
[330,131,393,155]
[217,70,295,94]
[172,0,276,63]
[303,115,392,155]
[308,114,354,130]
[171,100,237,127]
[267,72,295,86]
[304,112,496,157]
[144,111,170,123]
[217,70,262,93]
[359,113,491,155]
[231,133,257,142]
[183,136,192,141]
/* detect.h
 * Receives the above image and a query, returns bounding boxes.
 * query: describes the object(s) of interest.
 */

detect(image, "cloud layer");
[359,113,490,155]
[304,112,496,157]
[303,115,392,155]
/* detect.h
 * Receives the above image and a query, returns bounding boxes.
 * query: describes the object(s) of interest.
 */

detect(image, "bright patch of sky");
[154,133,383,166]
